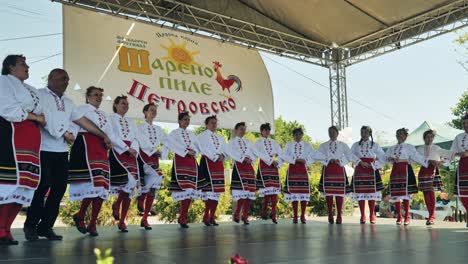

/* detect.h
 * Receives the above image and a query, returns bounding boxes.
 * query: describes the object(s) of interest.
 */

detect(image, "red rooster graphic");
[213,61,242,93]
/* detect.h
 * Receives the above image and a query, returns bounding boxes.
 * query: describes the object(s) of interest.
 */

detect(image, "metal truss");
[53,0,331,67]
[344,0,468,65]
[53,0,467,129]
[325,49,349,129]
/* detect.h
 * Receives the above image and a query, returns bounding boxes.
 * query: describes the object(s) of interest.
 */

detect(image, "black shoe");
[23,226,39,241]
[179,223,189,228]
[210,220,219,226]
[117,222,128,233]
[37,229,63,241]
[272,218,278,224]
[140,220,152,230]
[203,221,212,227]
[293,218,298,224]
[149,210,157,216]
[86,225,99,237]
[0,237,18,246]
[73,214,87,234]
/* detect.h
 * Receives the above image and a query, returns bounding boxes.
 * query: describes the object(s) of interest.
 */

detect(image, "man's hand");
[36,114,47,127]
[217,154,225,162]
[64,132,75,144]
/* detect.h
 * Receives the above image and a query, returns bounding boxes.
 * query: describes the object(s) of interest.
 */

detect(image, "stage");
[1,217,468,263]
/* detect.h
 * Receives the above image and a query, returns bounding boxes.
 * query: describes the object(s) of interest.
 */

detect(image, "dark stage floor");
[1,219,468,263]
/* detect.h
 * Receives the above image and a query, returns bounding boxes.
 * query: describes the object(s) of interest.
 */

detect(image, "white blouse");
[71,104,128,152]
[196,129,227,162]
[451,133,468,154]
[0,74,42,122]
[351,140,386,169]
[37,88,84,152]
[109,113,139,154]
[254,137,283,167]
[225,136,257,165]
[318,140,360,166]
[137,121,167,158]
[281,141,323,165]
[417,144,454,166]
[164,127,199,158]
[385,143,427,167]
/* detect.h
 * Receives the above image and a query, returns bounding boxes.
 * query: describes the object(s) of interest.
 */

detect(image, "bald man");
[23,69,111,241]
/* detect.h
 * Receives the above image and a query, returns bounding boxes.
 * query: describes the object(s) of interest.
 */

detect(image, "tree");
[449,91,468,129]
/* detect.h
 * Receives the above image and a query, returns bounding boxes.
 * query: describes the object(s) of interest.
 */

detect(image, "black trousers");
[25,151,69,231]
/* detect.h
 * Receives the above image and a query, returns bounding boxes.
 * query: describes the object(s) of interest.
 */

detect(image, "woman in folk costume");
[451,113,468,227]
[417,129,453,226]
[318,126,361,224]
[165,111,201,229]
[109,96,140,232]
[69,86,115,236]
[350,126,386,224]
[254,123,283,224]
[135,103,167,230]
[385,128,429,226]
[225,122,257,225]
[0,55,45,245]
[281,128,323,224]
[196,115,227,226]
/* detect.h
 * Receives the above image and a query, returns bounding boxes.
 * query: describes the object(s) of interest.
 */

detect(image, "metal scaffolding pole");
[326,48,349,130]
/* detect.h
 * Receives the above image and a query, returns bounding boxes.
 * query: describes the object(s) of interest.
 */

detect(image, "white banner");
[63,6,274,131]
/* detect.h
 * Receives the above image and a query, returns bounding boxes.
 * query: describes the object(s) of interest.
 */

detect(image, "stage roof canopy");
[54,0,468,66]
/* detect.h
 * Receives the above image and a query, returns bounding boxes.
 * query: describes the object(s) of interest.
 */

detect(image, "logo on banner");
[117,38,243,116]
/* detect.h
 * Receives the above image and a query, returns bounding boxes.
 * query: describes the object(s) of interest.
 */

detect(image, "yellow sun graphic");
[161,39,200,66]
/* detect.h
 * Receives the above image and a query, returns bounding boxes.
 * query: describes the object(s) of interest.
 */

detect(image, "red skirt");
[139,149,163,176]
[389,162,418,197]
[455,157,468,197]
[351,158,383,193]
[418,164,443,192]
[168,154,198,191]
[256,160,280,189]
[231,162,256,192]
[0,118,41,189]
[69,132,110,189]
[199,156,225,193]
[284,163,309,194]
[319,163,349,195]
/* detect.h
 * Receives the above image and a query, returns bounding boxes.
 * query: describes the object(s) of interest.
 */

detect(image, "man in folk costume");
[417,129,453,225]
[164,111,201,228]
[24,69,111,241]
[385,128,430,226]
[281,128,324,224]
[136,103,167,230]
[350,126,386,224]
[254,123,283,224]
[451,113,468,228]
[318,126,361,224]
[0,55,46,245]
[226,122,257,225]
[109,96,140,232]
[69,86,115,237]
[196,115,227,226]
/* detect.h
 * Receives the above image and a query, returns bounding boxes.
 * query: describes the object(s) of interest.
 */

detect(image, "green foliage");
[95,248,114,264]
[450,91,468,130]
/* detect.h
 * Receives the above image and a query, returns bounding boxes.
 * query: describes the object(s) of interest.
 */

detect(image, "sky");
[1,0,467,143]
